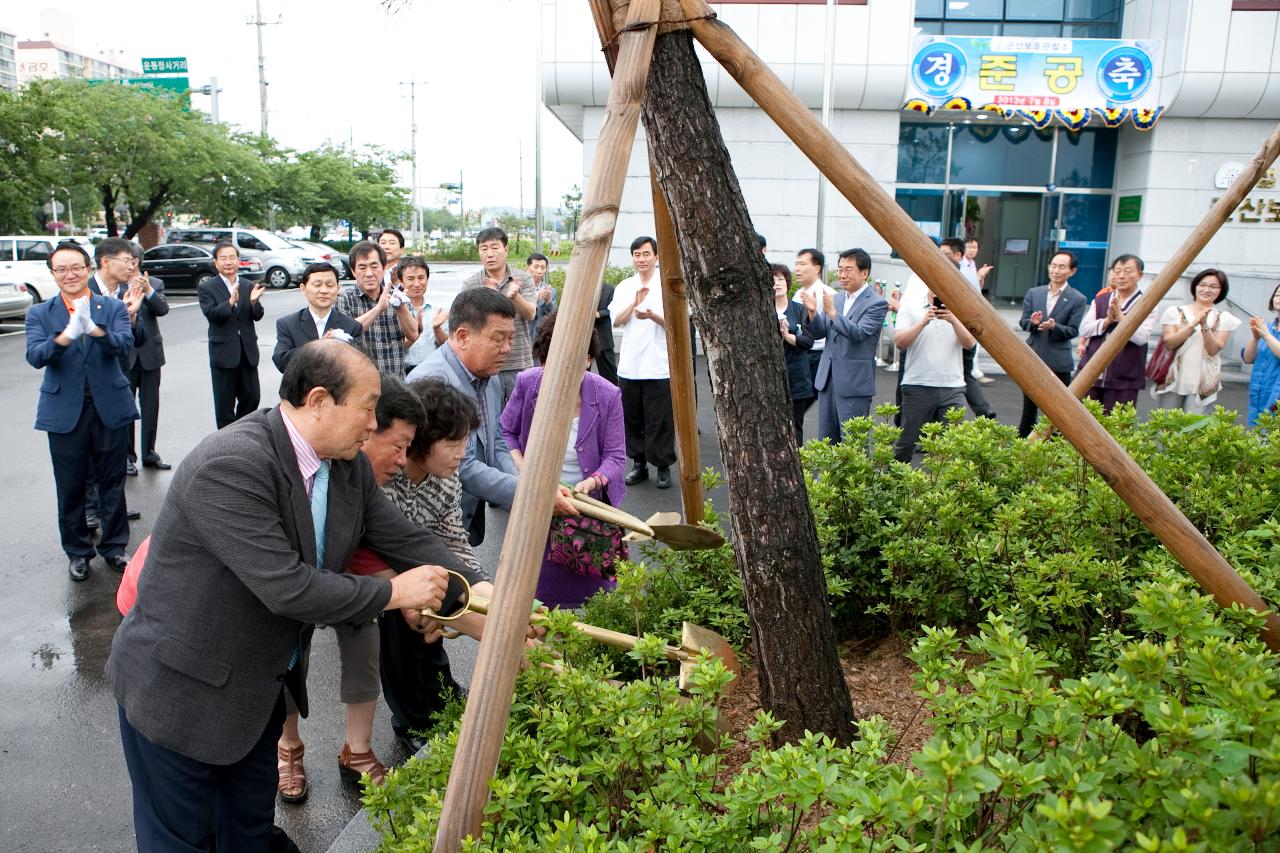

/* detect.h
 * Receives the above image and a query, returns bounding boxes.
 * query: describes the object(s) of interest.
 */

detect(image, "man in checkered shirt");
[336,241,420,375]
[460,227,537,402]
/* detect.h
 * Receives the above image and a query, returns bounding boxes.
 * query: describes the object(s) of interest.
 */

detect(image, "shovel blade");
[677,621,741,694]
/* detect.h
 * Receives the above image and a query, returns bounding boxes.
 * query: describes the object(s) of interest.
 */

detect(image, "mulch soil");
[714,635,934,779]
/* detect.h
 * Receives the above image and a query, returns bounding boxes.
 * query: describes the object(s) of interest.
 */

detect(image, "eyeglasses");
[51,265,88,277]
[109,255,137,265]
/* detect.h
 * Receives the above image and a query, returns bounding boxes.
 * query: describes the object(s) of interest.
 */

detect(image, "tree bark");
[641,29,857,746]
[102,184,118,237]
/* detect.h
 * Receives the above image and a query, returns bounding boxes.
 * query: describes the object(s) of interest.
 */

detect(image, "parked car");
[0,235,93,303]
[0,278,32,321]
[141,243,264,291]
[165,227,312,289]
[289,240,351,279]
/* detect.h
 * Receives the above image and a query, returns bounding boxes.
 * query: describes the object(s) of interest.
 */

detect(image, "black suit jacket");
[90,273,146,373]
[273,307,364,373]
[1019,284,1087,375]
[594,283,616,352]
[113,277,169,371]
[198,275,264,369]
[106,407,479,765]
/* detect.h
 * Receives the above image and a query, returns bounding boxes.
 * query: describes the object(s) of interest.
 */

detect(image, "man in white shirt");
[609,236,675,489]
[790,248,837,422]
[892,276,976,463]
[941,238,996,418]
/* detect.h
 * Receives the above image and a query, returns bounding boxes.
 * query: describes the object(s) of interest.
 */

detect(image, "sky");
[9,1,585,214]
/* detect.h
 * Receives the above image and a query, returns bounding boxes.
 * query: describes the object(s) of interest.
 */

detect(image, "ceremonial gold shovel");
[567,491,725,551]
[467,593,741,693]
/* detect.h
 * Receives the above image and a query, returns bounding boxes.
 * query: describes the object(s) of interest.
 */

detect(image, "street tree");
[561,185,582,238]
[642,30,857,746]
[0,87,60,232]
[23,79,234,239]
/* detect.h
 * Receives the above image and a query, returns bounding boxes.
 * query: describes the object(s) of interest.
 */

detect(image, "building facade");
[544,0,1280,329]
[0,28,17,91]
[16,39,137,84]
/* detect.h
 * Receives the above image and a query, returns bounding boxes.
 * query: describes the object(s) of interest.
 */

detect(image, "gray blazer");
[107,407,474,765]
[809,286,889,399]
[406,343,518,531]
[1019,284,1087,375]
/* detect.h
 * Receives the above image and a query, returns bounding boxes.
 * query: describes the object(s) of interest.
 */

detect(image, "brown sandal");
[338,743,388,786]
[277,743,308,803]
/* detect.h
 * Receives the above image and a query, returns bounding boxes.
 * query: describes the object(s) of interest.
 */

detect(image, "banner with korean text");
[903,36,1163,130]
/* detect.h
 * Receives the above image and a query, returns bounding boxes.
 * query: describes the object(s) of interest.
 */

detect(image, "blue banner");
[907,36,1162,114]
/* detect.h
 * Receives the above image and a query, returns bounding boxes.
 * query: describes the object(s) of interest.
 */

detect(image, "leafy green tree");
[561,184,582,238]
[0,87,60,232]
[273,145,408,239]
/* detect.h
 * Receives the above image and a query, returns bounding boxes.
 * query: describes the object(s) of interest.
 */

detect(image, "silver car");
[289,240,351,280]
[166,227,310,289]
[0,277,32,321]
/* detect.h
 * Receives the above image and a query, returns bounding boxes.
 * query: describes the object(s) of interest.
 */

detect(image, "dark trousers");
[791,398,809,445]
[620,377,677,469]
[1019,370,1072,437]
[962,346,995,418]
[379,613,459,739]
[893,384,966,463]
[797,349,821,419]
[129,363,161,461]
[211,362,260,429]
[1086,386,1141,414]
[595,348,618,386]
[50,396,129,559]
[119,694,288,853]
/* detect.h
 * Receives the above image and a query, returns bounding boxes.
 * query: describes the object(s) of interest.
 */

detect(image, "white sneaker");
[875,358,887,367]
[884,362,898,372]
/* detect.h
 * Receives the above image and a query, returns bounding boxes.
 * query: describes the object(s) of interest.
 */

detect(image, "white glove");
[328,329,354,343]
[387,290,405,309]
[63,314,84,341]
[77,303,98,335]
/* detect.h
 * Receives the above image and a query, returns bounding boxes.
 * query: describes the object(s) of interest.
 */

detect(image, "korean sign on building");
[907,36,1162,114]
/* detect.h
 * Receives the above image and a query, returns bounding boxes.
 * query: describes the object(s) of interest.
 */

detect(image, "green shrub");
[803,405,1280,671]
[369,579,1280,851]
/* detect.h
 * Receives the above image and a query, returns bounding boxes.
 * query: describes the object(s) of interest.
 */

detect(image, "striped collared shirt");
[280,409,324,498]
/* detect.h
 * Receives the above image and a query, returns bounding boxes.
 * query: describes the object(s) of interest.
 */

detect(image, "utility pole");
[535,0,544,252]
[196,76,222,124]
[401,76,420,244]
[814,0,837,255]
[247,0,280,139]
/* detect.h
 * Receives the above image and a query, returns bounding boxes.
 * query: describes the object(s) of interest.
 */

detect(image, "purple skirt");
[535,539,616,610]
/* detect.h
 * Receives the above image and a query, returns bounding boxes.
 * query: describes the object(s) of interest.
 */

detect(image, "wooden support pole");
[589,0,705,522]
[1069,123,1280,397]
[651,174,704,523]
[430,3,662,849]
[679,1,1280,650]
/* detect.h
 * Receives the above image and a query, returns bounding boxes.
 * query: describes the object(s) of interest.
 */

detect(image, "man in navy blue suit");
[805,248,889,443]
[25,241,139,581]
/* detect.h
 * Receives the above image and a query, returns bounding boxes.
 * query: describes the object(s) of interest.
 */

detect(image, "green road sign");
[89,75,191,108]
[141,57,188,74]
[1117,195,1142,223]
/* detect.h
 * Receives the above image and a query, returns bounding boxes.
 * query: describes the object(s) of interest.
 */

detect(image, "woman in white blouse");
[1153,269,1239,414]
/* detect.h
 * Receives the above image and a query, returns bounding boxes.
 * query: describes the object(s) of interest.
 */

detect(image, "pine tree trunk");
[641,29,857,745]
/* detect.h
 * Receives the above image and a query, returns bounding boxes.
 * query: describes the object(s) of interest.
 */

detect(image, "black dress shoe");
[126,459,138,477]
[624,463,649,486]
[68,557,91,582]
[127,509,141,521]
[142,455,172,471]
[396,732,430,755]
[655,467,672,489]
[106,553,129,573]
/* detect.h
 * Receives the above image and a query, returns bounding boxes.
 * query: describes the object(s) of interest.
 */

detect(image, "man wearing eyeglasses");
[25,241,139,582]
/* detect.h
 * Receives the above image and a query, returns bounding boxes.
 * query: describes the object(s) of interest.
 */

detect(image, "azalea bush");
[368,578,1280,851]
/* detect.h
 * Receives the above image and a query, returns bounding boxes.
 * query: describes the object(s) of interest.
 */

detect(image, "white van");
[0,236,94,303]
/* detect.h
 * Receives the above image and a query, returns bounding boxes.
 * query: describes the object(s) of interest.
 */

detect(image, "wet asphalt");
[0,272,1251,852]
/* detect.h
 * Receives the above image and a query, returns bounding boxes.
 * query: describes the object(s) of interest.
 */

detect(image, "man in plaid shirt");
[460,227,537,402]
[336,241,419,375]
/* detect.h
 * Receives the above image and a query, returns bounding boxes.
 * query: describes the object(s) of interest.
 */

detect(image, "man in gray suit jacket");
[406,288,520,545]
[108,341,477,852]
[1018,250,1088,437]
[806,248,889,442]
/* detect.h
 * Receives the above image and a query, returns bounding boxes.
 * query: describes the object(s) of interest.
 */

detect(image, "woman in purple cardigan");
[500,310,627,608]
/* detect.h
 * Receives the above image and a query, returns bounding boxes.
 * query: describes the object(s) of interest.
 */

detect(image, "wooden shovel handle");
[469,594,684,661]
[567,493,655,538]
